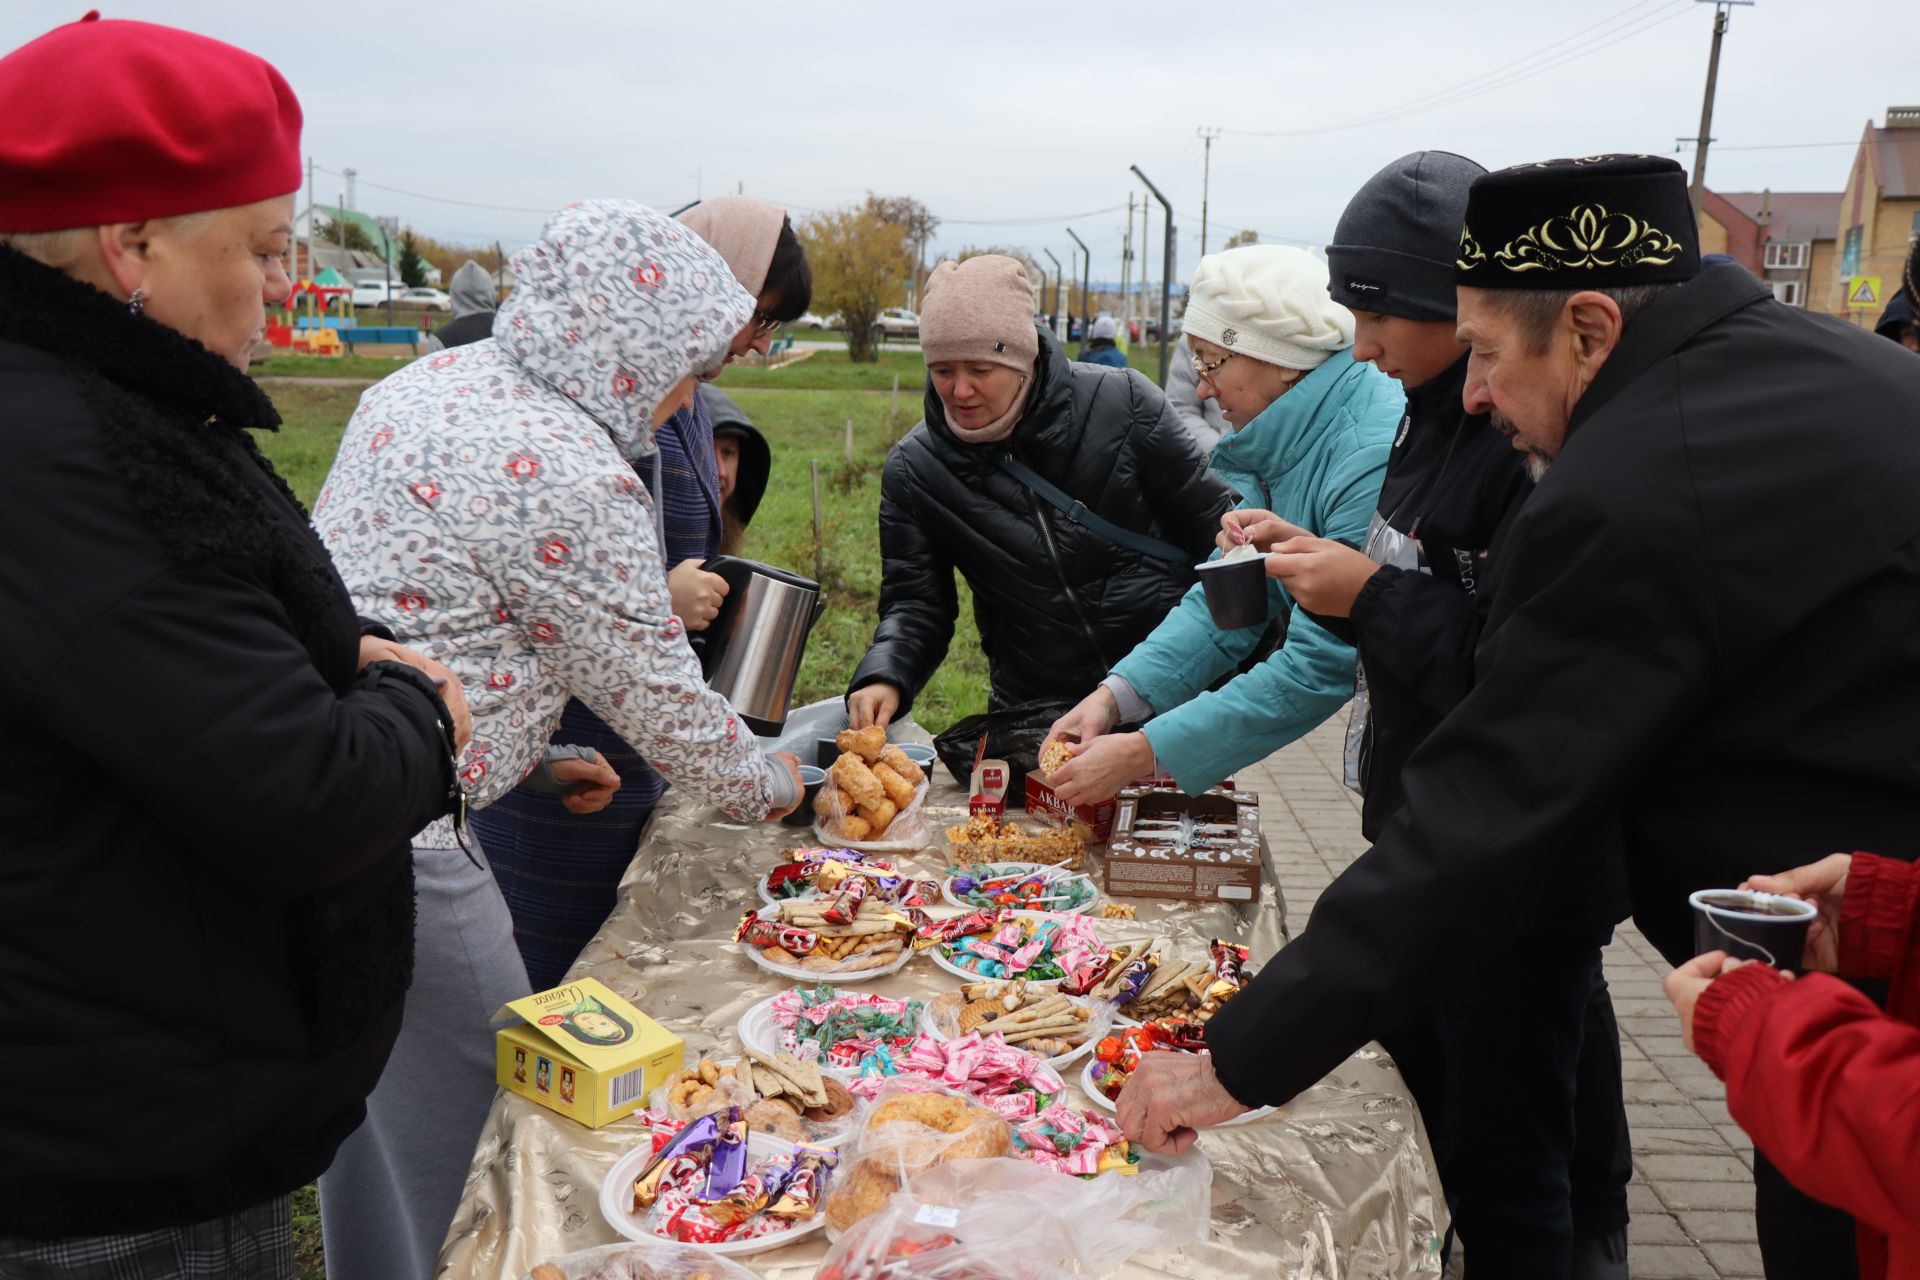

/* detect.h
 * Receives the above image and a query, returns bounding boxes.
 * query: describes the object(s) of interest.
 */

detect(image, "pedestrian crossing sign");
[1848,275,1882,309]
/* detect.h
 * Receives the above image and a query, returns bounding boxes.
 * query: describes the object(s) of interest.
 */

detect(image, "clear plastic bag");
[814,775,933,852]
[523,1239,764,1279]
[822,1082,1014,1234]
[816,1149,1212,1280]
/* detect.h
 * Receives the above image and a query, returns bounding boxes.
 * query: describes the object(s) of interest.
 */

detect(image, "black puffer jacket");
[850,326,1234,718]
[0,248,456,1235]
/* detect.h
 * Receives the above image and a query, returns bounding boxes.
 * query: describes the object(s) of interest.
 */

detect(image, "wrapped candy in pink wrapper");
[847,1032,1064,1109]
[1012,1103,1130,1176]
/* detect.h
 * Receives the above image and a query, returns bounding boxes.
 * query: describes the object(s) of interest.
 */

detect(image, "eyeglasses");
[750,310,784,337]
[1191,351,1236,384]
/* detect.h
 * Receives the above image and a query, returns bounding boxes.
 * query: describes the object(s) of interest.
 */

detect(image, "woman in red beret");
[0,15,464,1279]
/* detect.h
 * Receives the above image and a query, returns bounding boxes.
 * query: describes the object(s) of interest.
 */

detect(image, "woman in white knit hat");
[1049,245,1404,803]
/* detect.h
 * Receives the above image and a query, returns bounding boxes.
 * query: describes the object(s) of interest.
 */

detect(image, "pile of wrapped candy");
[847,1032,1064,1119]
[1008,1103,1140,1177]
[1087,1018,1211,1102]
[1064,939,1251,1018]
[945,862,1097,914]
[1083,942,1255,1102]
[764,847,938,908]
[768,985,923,1073]
[936,911,1107,982]
[626,1106,837,1245]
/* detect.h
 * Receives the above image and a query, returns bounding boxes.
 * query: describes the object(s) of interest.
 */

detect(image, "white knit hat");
[1182,245,1355,370]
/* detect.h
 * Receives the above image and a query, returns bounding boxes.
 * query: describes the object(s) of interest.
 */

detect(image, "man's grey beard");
[1525,454,1551,482]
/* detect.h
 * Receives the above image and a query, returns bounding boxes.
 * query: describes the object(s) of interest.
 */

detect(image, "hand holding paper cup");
[1197,543,1269,630]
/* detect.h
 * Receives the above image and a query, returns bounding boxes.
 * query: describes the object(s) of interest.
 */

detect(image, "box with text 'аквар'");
[492,978,683,1129]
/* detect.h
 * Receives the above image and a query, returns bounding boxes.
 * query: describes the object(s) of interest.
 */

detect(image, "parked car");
[794,312,833,330]
[393,287,452,312]
[350,280,399,308]
[871,308,919,340]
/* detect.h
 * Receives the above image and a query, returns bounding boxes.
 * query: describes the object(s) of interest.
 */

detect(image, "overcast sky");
[8,1,1916,284]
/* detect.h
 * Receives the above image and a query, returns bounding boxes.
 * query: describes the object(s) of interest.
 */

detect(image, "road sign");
[1848,275,1882,310]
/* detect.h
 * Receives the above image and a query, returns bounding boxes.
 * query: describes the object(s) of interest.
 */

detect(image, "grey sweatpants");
[318,841,530,1280]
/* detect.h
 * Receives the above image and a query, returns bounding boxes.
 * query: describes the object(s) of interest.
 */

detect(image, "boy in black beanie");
[1250,150,1631,1279]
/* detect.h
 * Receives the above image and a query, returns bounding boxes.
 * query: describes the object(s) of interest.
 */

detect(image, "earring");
[127,287,145,316]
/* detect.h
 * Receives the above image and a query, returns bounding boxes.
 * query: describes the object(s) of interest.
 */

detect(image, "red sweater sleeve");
[1838,853,1920,982]
[1694,963,1920,1242]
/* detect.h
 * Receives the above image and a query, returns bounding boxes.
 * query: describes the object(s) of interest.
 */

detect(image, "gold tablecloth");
[435,771,1446,1279]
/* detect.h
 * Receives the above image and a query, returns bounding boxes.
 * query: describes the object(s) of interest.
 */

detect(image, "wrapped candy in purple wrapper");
[702,1111,750,1200]
[696,1149,800,1227]
[764,1145,838,1219]
[631,1110,726,1209]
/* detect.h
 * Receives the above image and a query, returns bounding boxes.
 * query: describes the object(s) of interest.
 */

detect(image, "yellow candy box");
[492,978,683,1129]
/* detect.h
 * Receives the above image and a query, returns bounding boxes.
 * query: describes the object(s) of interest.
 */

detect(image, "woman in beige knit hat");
[845,254,1234,731]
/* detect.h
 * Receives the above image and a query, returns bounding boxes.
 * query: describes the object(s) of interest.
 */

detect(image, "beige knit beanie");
[1183,245,1355,370]
[920,256,1040,374]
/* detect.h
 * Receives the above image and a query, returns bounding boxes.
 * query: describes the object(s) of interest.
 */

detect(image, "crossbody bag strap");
[997,454,1191,565]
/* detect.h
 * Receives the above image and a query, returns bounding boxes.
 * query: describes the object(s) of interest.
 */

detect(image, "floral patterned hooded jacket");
[317,201,788,840]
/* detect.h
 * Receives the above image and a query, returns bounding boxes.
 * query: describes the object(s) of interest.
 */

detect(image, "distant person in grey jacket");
[422,258,497,352]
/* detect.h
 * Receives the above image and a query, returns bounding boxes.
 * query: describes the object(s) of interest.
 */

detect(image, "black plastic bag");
[931,698,1076,793]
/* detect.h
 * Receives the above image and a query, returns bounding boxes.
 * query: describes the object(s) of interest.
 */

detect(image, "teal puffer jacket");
[1110,347,1401,792]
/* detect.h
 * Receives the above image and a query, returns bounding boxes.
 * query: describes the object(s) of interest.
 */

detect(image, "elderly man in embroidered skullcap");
[1118,154,1920,1279]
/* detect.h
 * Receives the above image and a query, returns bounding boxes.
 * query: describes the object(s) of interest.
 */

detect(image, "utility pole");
[1131,165,1175,386]
[1686,0,1754,222]
[1197,127,1223,256]
[304,155,314,279]
[1066,227,1090,338]
[343,167,357,211]
[1121,193,1134,337]
[1052,247,1067,339]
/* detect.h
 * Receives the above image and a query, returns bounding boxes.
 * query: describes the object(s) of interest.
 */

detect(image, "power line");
[312,164,561,214]
[1223,0,1690,138]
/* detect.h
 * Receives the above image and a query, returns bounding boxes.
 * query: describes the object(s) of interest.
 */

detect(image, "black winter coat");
[1208,266,1920,1108]
[1321,357,1533,840]
[849,326,1235,717]
[0,248,456,1235]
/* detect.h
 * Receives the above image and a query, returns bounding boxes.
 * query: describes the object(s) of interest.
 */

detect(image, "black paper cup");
[1197,555,1269,630]
[1689,888,1817,967]
[815,738,842,770]
[783,765,827,827]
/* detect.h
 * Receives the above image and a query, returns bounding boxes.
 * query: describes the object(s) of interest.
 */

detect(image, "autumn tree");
[864,194,939,303]
[1224,227,1259,249]
[801,204,913,363]
[398,230,428,288]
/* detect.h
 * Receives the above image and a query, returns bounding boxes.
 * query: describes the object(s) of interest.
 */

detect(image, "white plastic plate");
[940,861,1100,916]
[599,1129,829,1254]
[736,992,923,1081]
[738,906,912,985]
[1078,1057,1273,1126]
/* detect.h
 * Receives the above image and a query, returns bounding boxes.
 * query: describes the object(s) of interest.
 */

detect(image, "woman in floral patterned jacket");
[312,200,802,1280]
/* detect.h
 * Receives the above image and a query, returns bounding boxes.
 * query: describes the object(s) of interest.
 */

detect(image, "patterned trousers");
[0,1196,291,1280]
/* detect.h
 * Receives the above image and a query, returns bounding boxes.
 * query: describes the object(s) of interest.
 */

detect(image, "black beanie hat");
[1327,151,1486,322]
[1457,154,1700,289]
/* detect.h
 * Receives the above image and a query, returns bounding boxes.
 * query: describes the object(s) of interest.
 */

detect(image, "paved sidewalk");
[1243,721,1763,1280]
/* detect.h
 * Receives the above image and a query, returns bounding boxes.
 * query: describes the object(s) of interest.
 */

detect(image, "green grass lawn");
[255,353,412,379]
[258,378,990,731]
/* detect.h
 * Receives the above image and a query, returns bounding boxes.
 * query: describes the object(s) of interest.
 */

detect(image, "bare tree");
[1224,228,1259,249]
[864,194,940,304]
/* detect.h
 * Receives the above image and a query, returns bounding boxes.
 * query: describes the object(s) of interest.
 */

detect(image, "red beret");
[0,11,302,232]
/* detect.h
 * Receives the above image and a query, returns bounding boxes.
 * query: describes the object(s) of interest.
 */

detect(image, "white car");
[394,287,453,312]
[793,311,833,330]
[350,280,398,308]
[871,308,919,340]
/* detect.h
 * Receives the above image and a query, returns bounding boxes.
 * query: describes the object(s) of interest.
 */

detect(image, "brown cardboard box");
[1103,786,1262,903]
